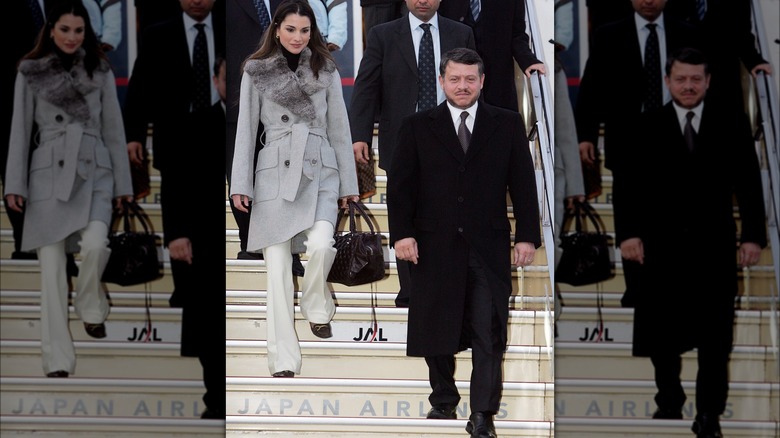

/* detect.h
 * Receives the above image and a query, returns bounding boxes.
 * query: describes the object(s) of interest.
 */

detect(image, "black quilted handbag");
[556,200,615,286]
[101,200,164,286]
[327,200,385,286]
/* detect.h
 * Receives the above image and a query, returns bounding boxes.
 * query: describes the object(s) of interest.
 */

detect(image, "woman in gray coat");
[4,1,133,378]
[231,0,359,377]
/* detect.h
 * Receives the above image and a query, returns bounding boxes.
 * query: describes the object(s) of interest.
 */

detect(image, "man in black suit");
[574,0,699,308]
[350,0,475,307]
[437,0,545,111]
[387,48,540,437]
[613,47,766,437]
[123,0,225,174]
[122,0,225,418]
[164,55,228,420]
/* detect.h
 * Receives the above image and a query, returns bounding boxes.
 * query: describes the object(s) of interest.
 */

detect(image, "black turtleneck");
[54,47,76,71]
[280,45,301,72]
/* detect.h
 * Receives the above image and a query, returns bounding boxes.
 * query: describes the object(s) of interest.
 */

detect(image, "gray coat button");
[281,114,289,122]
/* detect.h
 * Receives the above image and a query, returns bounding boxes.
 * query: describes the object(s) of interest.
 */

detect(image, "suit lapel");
[395,19,418,79]
[468,103,498,159]
[430,104,465,161]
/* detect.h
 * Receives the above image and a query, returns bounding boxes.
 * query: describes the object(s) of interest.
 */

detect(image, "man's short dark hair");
[440,48,484,77]
[665,47,709,76]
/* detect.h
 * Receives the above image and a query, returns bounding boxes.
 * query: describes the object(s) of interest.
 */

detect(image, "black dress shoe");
[11,251,37,260]
[237,251,263,260]
[426,404,456,419]
[310,322,332,338]
[652,408,683,419]
[692,413,723,438]
[272,370,294,378]
[200,409,225,419]
[465,411,497,438]
[84,322,106,339]
[292,253,305,277]
[46,370,69,378]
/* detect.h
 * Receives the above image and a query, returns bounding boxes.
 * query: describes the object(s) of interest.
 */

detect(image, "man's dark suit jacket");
[349,14,475,170]
[612,102,767,357]
[574,13,699,173]
[437,0,541,111]
[123,11,226,172]
[387,101,541,358]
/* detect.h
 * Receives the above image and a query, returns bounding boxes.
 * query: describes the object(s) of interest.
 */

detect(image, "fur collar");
[19,49,110,122]
[244,48,335,120]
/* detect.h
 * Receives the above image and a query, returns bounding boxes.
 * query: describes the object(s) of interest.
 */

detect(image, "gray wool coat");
[230,48,359,253]
[4,51,133,252]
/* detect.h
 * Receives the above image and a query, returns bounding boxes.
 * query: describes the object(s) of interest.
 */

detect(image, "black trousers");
[425,251,504,413]
[651,344,731,416]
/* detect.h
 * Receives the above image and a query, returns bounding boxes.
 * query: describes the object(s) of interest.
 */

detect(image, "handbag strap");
[114,200,154,235]
[334,200,376,236]
[564,200,607,235]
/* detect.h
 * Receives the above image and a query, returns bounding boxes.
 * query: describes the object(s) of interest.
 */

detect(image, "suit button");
[58,160,64,167]
[457,196,464,202]
[284,160,290,167]
[458,166,465,172]
[85,159,92,164]
[55,115,63,122]
[281,114,289,122]
[311,159,317,165]
[458,227,464,233]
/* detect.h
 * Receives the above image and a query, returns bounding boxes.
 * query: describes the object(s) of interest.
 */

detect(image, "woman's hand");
[339,195,360,209]
[4,194,25,213]
[113,195,135,211]
[231,194,251,213]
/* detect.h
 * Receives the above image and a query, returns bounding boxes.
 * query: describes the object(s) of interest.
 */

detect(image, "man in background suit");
[388,48,540,437]
[613,47,766,436]
[164,55,228,420]
[350,0,475,307]
[437,0,545,111]
[574,0,699,309]
[124,0,225,174]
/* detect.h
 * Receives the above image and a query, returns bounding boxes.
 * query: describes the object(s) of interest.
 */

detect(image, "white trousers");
[264,220,336,375]
[37,220,110,374]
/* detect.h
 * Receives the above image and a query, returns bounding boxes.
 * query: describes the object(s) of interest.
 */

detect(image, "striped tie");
[696,0,707,21]
[470,0,480,21]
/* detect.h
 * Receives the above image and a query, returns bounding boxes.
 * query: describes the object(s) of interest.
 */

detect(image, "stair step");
[0,416,224,437]
[227,377,551,421]
[555,417,779,437]
[555,341,779,383]
[226,415,552,437]
[226,341,552,382]
[554,378,779,421]
[1,340,201,379]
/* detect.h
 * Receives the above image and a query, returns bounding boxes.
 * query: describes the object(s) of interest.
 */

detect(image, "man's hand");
[353,141,370,164]
[169,237,193,264]
[524,62,546,77]
[579,141,596,166]
[513,242,535,267]
[620,238,644,265]
[128,141,144,165]
[394,237,419,265]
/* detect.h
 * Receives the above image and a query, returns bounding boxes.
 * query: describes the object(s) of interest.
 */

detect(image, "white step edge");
[227,377,552,391]
[225,415,552,431]
[1,340,180,351]
[224,258,551,273]
[555,378,779,391]
[555,341,778,354]
[559,306,778,319]
[0,416,222,427]
[226,340,552,355]
[0,305,180,316]
[555,416,778,431]
[225,289,554,305]
[226,305,546,319]
[2,290,172,301]
[0,377,203,388]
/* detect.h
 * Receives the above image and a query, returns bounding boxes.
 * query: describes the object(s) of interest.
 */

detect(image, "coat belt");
[265,124,327,202]
[39,124,100,202]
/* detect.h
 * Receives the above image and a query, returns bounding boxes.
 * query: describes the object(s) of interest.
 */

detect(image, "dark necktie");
[696,0,707,21]
[470,0,480,21]
[643,23,662,111]
[253,0,271,31]
[29,0,45,34]
[457,111,471,153]
[417,23,437,112]
[683,111,696,152]
[192,23,211,111]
